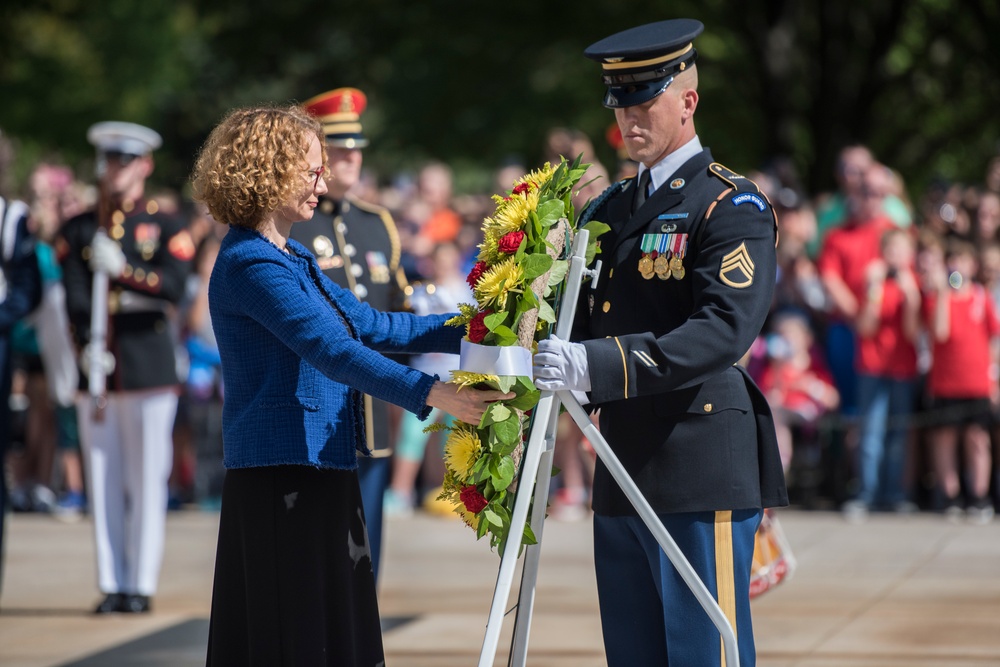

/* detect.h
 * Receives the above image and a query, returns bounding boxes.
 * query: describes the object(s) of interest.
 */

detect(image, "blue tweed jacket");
[209,225,464,470]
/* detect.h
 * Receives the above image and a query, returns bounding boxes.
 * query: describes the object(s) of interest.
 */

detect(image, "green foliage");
[3,3,998,224]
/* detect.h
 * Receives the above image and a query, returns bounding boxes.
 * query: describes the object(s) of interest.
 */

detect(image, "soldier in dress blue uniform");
[533,20,788,666]
[57,122,195,613]
[294,88,408,581]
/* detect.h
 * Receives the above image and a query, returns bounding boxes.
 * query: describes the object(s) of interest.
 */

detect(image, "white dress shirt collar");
[639,135,704,194]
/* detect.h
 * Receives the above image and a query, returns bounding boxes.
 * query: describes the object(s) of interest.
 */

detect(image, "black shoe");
[94,593,126,614]
[121,594,151,613]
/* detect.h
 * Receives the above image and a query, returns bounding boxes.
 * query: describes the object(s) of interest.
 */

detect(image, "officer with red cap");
[293,88,409,582]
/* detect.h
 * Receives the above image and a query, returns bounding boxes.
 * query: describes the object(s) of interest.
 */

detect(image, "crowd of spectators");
[2,126,998,533]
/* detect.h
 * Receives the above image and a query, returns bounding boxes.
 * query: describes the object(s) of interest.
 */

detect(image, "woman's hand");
[426,381,515,425]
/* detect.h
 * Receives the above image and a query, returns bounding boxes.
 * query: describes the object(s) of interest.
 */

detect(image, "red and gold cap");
[302,87,369,148]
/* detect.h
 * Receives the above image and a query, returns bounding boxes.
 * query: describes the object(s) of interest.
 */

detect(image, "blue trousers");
[855,373,915,507]
[356,455,391,582]
[594,508,762,667]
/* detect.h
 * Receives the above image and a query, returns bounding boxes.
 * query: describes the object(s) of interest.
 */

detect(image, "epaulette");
[708,162,762,192]
[577,179,626,228]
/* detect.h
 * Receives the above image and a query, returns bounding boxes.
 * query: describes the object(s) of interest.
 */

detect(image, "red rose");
[467,261,487,288]
[468,309,491,343]
[512,182,531,196]
[460,485,489,514]
[498,231,525,254]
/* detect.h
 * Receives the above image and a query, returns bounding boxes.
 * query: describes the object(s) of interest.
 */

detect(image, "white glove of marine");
[89,230,127,277]
[532,335,592,392]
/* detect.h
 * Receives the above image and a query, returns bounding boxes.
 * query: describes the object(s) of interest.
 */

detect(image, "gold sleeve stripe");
[613,336,629,399]
[714,510,738,667]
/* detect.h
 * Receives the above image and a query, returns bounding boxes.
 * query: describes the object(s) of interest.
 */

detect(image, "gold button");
[111,210,126,225]
[609,268,614,278]
[602,301,611,313]
[703,403,713,412]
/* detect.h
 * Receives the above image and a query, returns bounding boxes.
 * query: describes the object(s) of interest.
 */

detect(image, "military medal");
[638,234,656,280]
[670,233,689,280]
[670,255,685,280]
[653,254,671,280]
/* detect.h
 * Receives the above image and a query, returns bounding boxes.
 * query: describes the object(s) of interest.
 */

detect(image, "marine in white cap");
[55,121,194,615]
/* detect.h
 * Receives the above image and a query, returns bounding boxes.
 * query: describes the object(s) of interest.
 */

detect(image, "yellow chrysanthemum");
[449,370,500,389]
[474,257,523,310]
[443,424,482,481]
[492,195,533,235]
[515,162,555,190]
[458,506,481,530]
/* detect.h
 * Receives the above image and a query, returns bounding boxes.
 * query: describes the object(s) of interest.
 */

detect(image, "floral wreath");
[434,156,609,556]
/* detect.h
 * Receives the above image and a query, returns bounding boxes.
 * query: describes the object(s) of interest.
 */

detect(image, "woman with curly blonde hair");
[192,105,511,665]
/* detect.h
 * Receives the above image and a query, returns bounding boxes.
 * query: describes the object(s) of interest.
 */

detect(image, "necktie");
[633,169,651,213]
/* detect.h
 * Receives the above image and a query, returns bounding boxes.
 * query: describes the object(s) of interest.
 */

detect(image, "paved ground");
[0,507,998,666]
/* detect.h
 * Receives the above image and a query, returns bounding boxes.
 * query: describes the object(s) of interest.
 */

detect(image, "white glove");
[533,335,591,392]
[89,230,127,277]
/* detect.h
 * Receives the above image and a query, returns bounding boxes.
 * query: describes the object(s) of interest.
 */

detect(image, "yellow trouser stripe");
[715,510,737,667]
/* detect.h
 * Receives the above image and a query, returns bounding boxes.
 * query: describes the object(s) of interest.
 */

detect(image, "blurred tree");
[1,0,998,202]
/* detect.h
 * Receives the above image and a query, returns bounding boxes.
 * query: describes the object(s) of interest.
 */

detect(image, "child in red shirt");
[923,239,999,524]
[758,309,840,473]
[844,228,921,520]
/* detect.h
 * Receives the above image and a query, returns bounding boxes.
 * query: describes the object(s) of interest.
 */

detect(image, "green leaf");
[546,260,569,287]
[536,199,565,227]
[476,514,489,538]
[484,311,508,331]
[490,402,511,422]
[495,375,517,393]
[484,508,503,528]
[522,253,554,281]
[506,389,540,411]
[522,522,538,546]
[517,287,538,312]
[537,299,556,324]
[494,327,518,347]
[583,220,611,240]
[494,456,516,491]
[493,413,520,444]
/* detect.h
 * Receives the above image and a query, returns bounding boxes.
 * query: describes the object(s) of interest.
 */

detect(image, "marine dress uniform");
[57,122,194,613]
[539,20,788,666]
[293,88,408,580]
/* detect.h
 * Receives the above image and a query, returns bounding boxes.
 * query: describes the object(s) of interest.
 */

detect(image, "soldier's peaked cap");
[584,19,704,109]
[87,121,162,156]
[303,88,369,149]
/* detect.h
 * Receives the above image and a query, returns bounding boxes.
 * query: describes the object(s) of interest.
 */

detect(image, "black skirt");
[206,465,384,666]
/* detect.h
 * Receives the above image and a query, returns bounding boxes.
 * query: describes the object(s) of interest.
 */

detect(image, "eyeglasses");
[306,166,326,188]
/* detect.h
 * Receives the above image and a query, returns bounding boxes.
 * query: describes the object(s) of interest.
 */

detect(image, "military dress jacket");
[574,148,788,516]
[290,195,408,453]
[58,201,194,392]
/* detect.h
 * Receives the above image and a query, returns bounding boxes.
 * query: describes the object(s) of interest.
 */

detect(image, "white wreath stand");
[477,229,741,667]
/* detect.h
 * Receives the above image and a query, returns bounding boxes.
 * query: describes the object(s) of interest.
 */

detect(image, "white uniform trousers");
[76,388,178,596]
